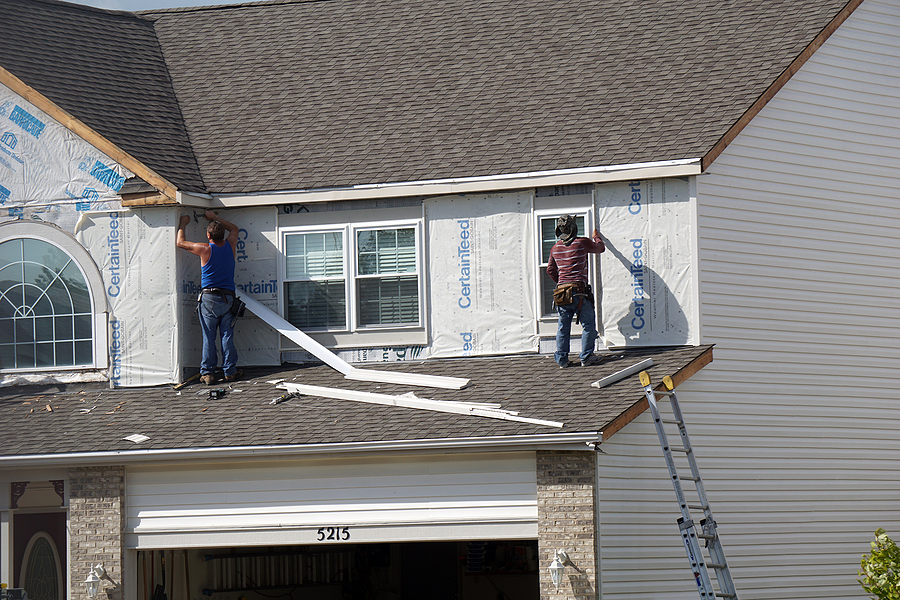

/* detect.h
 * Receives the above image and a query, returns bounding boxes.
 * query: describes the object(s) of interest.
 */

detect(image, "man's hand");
[593,228,601,239]
[204,210,217,221]
[179,215,191,227]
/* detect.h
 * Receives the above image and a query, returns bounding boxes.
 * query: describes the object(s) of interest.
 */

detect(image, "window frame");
[0,222,107,373]
[534,207,594,320]
[280,225,349,331]
[279,219,424,333]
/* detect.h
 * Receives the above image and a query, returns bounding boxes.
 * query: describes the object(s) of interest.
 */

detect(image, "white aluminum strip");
[343,366,469,390]
[238,292,469,390]
[590,358,654,388]
[214,159,702,207]
[280,382,564,428]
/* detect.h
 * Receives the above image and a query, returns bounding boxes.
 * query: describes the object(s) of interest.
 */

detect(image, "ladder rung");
[679,476,700,482]
[654,389,675,396]
[671,446,690,453]
[716,594,737,599]
[688,504,709,511]
[708,562,727,569]
[698,533,716,540]
[662,418,683,425]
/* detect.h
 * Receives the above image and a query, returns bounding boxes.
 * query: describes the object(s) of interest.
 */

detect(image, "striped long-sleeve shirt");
[546,235,605,284]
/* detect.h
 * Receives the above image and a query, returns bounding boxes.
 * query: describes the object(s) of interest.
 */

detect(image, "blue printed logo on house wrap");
[0,183,9,204]
[90,160,125,192]
[9,106,45,139]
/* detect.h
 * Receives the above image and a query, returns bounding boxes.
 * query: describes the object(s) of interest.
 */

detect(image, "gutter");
[214,159,702,207]
[0,432,602,468]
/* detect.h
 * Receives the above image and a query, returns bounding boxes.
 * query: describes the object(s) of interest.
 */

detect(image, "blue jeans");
[199,293,238,377]
[555,298,598,366]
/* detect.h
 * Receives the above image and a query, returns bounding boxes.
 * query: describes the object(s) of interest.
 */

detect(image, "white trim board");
[279,382,564,428]
[238,292,469,390]
[213,160,703,207]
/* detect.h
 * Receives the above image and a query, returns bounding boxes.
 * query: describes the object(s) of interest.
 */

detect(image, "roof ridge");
[138,0,329,17]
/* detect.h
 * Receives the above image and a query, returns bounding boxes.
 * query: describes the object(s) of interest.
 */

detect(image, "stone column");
[537,450,598,600]
[69,466,125,600]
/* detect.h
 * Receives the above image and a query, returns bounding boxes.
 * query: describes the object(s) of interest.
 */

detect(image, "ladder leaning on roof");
[640,370,738,600]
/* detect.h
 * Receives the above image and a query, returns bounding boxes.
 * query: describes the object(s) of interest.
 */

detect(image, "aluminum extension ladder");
[640,371,738,600]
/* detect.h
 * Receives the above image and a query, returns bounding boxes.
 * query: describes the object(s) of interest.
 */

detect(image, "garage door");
[125,451,537,549]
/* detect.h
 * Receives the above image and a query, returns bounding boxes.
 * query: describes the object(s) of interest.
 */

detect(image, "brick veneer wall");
[537,450,598,600]
[69,466,125,600]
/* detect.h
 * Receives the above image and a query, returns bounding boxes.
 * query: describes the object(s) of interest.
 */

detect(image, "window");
[283,231,346,329]
[282,222,422,331]
[537,213,587,317]
[0,238,94,369]
[356,227,418,326]
[19,531,63,600]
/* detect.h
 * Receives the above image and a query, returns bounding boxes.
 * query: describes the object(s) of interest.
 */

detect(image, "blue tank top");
[201,242,236,290]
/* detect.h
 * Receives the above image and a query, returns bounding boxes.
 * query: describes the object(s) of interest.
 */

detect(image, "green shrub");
[860,528,900,600]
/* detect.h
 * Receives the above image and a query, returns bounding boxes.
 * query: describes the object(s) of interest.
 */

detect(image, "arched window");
[0,221,107,371]
[19,531,63,600]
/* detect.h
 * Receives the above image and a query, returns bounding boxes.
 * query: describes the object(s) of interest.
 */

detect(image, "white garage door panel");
[126,452,537,549]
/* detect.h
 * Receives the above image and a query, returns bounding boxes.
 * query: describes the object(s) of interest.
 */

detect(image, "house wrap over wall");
[0,86,698,386]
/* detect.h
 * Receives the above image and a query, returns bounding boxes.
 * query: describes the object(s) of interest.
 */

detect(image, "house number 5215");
[317,527,350,541]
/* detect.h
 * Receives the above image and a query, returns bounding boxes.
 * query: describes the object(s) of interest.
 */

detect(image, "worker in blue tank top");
[177,210,241,385]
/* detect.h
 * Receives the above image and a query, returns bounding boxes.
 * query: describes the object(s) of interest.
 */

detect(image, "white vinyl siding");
[125,452,537,549]
[599,2,900,598]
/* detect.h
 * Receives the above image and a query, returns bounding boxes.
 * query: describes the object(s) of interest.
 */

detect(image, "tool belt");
[201,287,234,296]
[552,281,593,307]
[553,281,594,324]
[196,288,246,325]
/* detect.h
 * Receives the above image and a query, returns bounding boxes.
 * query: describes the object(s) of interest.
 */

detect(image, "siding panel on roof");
[599,2,900,598]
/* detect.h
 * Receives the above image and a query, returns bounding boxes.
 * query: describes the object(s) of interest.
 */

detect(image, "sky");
[71,0,246,9]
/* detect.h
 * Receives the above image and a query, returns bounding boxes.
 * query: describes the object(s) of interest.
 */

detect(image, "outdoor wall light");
[549,549,569,590]
[84,564,109,598]
[84,569,100,598]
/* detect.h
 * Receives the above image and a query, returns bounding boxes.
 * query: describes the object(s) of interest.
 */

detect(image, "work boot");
[556,358,572,369]
[580,354,602,367]
[200,373,216,385]
[224,369,243,382]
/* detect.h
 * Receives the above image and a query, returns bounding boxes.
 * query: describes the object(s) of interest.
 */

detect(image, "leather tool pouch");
[553,283,578,306]
[230,296,246,319]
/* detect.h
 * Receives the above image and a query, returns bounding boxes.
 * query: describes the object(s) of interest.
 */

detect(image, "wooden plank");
[122,194,179,207]
[0,65,179,201]
[600,346,713,442]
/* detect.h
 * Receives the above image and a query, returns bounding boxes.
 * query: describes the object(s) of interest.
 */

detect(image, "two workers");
[176,210,604,381]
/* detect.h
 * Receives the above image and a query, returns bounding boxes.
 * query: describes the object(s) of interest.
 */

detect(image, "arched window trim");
[18,530,64,600]
[0,221,108,372]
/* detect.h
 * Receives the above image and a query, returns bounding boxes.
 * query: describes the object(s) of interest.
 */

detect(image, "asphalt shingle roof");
[0,345,711,458]
[1,0,851,195]
[0,0,205,192]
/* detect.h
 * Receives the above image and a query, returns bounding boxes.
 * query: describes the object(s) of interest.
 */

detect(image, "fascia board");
[215,159,703,207]
[0,433,602,468]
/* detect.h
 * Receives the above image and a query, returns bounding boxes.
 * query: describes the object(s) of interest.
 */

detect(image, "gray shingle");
[0,0,205,192]
[0,345,711,458]
[1,0,851,196]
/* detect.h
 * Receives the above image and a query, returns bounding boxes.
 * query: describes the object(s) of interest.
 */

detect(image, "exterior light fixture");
[549,549,569,590]
[85,564,109,598]
[84,568,100,598]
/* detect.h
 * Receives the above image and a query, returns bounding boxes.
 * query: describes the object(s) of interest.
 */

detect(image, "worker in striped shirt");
[546,215,605,368]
